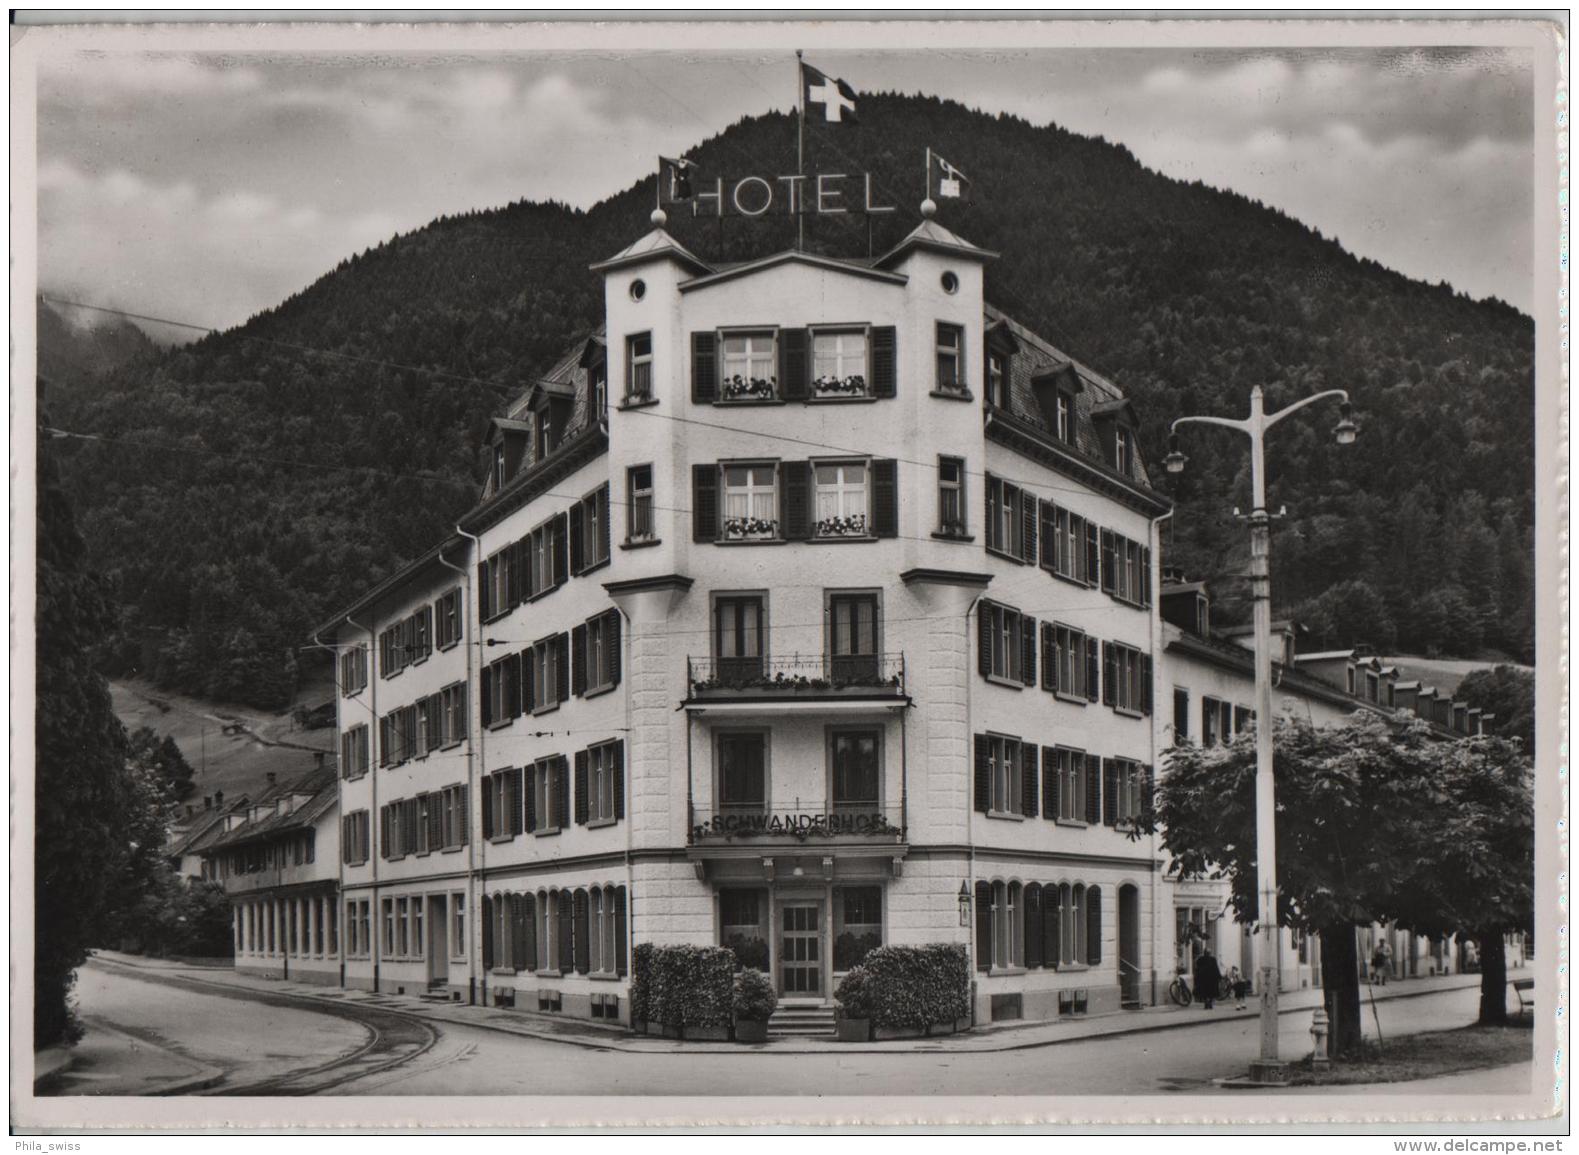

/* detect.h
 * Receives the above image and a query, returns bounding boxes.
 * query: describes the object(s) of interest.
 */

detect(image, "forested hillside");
[45,93,1535,708]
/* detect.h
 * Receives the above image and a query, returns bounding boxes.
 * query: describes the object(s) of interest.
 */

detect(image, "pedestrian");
[1194,946,1222,1011]
[1371,941,1389,986]
[1379,938,1394,983]
[1227,965,1247,1010]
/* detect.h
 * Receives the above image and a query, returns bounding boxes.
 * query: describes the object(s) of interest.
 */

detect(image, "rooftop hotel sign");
[675,172,897,219]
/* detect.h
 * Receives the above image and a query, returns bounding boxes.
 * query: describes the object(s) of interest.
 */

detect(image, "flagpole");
[925,146,930,206]
[796,49,805,251]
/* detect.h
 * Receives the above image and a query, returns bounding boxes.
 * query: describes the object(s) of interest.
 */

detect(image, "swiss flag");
[802,62,858,124]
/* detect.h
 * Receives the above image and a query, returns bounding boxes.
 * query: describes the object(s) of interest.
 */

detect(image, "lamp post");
[1165,385,1356,1084]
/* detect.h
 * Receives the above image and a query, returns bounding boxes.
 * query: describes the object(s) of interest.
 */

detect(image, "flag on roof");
[659,155,694,203]
[802,61,858,124]
[928,149,972,202]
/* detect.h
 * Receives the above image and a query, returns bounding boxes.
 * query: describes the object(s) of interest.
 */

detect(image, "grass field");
[1288,1022,1534,1086]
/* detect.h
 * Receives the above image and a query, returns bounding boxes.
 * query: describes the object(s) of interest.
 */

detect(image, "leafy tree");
[1294,579,1397,652]
[127,726,195,801]
[1455,665,1535,750]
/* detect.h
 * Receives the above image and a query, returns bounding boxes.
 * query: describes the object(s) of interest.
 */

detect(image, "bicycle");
[1168,973,1193,1006]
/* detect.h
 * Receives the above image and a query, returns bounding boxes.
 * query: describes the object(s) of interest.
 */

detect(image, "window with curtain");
[830,729,880,811]
[717,733,767,815]
[828,593,879,681]
[721,465,778,538]
[813,461,869,536]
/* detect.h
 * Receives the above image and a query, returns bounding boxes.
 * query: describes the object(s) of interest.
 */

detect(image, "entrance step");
[768,1004,837,1038]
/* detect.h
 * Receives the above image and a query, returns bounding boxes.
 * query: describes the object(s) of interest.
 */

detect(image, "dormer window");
[986,351,1006,409]
[492,444,507,492]
[1056,393,1074,444]
[1115,427,1136,477]
[591,362,607,420]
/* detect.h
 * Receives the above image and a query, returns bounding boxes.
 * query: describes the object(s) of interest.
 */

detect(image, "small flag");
[802,61,858,124]
[659,156,694,202]
[929,150,972,202]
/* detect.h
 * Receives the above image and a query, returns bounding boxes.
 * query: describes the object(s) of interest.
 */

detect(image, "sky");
[34,45,1536,335]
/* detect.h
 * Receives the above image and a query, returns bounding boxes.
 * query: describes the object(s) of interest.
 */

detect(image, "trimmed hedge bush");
[859,943,971,1030]
[630,943,737,1030]
[833,965,874,1019]
[733,967,779,1022]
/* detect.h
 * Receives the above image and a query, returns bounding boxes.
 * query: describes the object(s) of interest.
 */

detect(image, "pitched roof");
[198,767,338,854]
[679,249,907,292]
[588,227,712,276]
[875,218,998,267]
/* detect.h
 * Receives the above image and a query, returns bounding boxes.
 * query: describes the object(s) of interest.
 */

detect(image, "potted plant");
[833,966,873,1042]
[732,968,777,1043]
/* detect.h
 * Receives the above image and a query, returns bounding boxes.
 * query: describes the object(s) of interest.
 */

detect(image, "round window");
[941,271,959,294]
[630,279,647,302]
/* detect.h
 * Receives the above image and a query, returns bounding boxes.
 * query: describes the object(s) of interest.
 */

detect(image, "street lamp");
[958,881,972,928]
[1167,385,1356,1085]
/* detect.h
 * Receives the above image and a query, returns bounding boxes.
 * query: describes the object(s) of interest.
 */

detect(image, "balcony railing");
[689,803,905,845]
[687,652,905,698]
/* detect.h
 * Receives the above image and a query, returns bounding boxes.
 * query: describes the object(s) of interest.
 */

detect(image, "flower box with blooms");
[938,519,968,538]
[814,513,868,539]
[722,516,778,541]
[813,373,868,398]
[722,375,777,401]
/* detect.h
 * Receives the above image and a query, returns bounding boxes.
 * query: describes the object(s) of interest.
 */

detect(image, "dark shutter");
[1100,529,1117,594]
[522,648,536,714]
[1043,747,1058,819]
[509,767,525,836]
[606,610,622,688]
[1141,653,1153,715]
[1085,754,1102,825]
[510,652,525,718]
[1103,759,1118,826]
[555,757,571,830]
[1020,742,1039,817]
[1020,491,1037,563]
[1042,623,1057,692]
[569,506,585,575]
[1085,521,1100,586]
[574,890,591,974]
[977,602,993,678]
[520,537,535,601]
[508,540,526,605]
[552,515,569,587]
[614,887,629,976]
[1086,889,1102,965]
[1144,765,1155,822]
[478,560,493,621]
[973,734,991,814]
[524,766,537,833]
[1103,642,1117,707]
[1044,889,1061,969]
[692,464,718,541]
[781,460,811,540]
[870,325,896,398]
[1141,546,1152,606]
[597,485,612,563]
[481,665,494,727]
[872,458,898,537]
[1039,500,1055,568]
[780,327,809,400]
[481,895,494,970]
[380,804,391,858]
[481,775,494,839]
[522,893,538,972]
[612,740,625,821]
[1086,637,1100,703]
[571,623,588,697]
[1024,884,1044,970]
[574,749,590,825]
[511,894,528,973]
[557,892,574,972]
[974,881,992,972]
[555,634,570,705]
[1020,615,1037,687]
[691,331,718,403]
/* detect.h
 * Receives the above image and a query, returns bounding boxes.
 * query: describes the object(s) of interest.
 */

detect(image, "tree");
[127,726,195,801]
[35,416,133,1047]
[1293,578,1398,652]
[1455,665,1535,750]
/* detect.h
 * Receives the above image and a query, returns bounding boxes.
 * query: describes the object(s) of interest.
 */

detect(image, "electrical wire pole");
[1166,385,1357,1085]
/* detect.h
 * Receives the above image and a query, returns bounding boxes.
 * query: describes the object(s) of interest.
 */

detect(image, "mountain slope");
[46,93,1535,708]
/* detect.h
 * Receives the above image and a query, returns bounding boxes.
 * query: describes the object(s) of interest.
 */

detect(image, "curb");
[52,1017,229,1096]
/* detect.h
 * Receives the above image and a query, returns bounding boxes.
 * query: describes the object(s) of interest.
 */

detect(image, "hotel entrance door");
[780,902,822,997]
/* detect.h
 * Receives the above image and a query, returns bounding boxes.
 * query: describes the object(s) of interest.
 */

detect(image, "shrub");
[834,930,881,971]
[630,943,737,1029]
[833,965,873,1019]
[860,943,971,1030]
[732,967,779,1022]
[725,933,770,973]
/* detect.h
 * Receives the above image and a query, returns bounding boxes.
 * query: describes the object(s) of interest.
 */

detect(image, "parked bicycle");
[1168,970,1233,1006]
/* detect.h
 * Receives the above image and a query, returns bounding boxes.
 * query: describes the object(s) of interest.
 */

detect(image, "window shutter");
[1039,500,1055,568]
[511,895,528,973]
[569,507,585,575]
[1141,546,1152,606]
[872,459,898,537]
[614,887,629,976]
[973,734,991,814]
[985,476,997,545]
[1141,653,1153,715]
[481,776,494,839]
[520,538,535,602]
[524,767,537,833]
[1085,637,1100,703]
[555,634,570,705]
[1024,885,1044,970]
[692,464,718,541]
[1102,642,1116,707]
[605,610,622,688]
[870,325,896,398]
[1044,890,1061,970]
[781,460,811,540]
[1020,492,1037,563]
[509,768,525,836]
[974,881,992,972]
[1043,747,1058,819]
[478,560,493,621]
[555,757,571,830]
[1020,742,1039,817]
[1085,753,1102,825]
[1085,521,1100,586]
[1100,529,1117,594]
[574,890,591,974]
[1086,888,1102,965]
[1103,759,1118,826]
[508,540,526,606]
[691,331,718,403]
[1144,764,1155,821]
[598,486,611,563]
[574,749,590,825]
[780,327,809,400]
[552,514,569,587]
[1042,623,1057,692]
[510,652,525,718]
[482,895,494,970]
[613,740,625,821]
[522,893,538,972]
[557,892,574,972]
[977,603,993,678]
[380,805,391,858]
[1020,616,1037,687]
[571,623,588,697]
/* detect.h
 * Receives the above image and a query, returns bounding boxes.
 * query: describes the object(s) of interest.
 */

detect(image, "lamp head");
[1164,431,1188,474]
[1333,401,1358,445]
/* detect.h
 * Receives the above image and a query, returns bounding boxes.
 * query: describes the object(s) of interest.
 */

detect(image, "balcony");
[683,653,909,715]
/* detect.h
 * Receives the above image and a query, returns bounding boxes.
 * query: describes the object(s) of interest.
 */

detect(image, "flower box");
[835,1017,871,1043]
[813,373,868,398]
[814,514,868,539]
[722,375,777,401]
[722,516,778,541]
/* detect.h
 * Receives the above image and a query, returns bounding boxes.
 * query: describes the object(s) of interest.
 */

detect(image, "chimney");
[314,751,326,771]
[266,771,277,786]
[215,790,224,807]
[204,795,212,810]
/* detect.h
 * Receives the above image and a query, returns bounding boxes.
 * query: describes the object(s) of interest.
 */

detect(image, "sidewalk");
[92,950,1484,1056]
[35,1015,225,1096]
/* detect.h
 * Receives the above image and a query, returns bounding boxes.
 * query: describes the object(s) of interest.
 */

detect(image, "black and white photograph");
[10,13,1566,1136]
